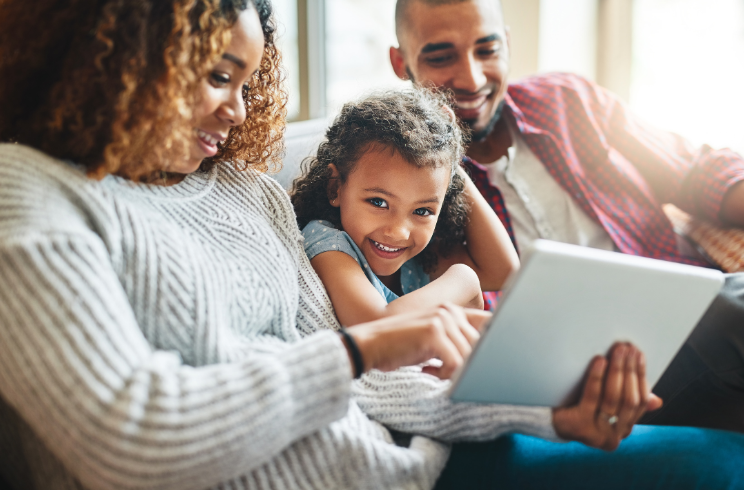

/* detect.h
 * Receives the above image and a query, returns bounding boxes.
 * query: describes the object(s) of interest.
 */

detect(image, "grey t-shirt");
[302,219,430,303]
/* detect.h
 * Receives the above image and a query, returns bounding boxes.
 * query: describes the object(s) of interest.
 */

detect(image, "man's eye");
[477,43,501,57]
[478,49,498,56]
[369,198,388,208]
[414,208,433,216]
[210,72,230,86]
[425,54,454,65]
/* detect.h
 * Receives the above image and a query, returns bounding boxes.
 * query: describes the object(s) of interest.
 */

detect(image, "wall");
[502,0,541,80]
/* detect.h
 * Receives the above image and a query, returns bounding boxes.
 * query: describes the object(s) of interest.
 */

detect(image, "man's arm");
[547,73,744,226]
[721,181,744,226]
[596,79,744,225]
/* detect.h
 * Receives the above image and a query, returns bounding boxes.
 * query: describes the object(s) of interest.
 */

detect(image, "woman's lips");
[195,129,225,157]
[368,238,407,259]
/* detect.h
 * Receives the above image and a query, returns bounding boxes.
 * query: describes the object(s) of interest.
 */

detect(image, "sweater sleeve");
[289,220,562,444]
[0,234,353,490]
[352,368,561,443]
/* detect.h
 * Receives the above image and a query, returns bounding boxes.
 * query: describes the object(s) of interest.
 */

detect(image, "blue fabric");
[435,425,744,490]
[302,220,430,303]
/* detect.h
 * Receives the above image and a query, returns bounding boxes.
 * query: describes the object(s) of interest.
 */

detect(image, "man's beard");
[404,66,505,142]
[463,100,505,142]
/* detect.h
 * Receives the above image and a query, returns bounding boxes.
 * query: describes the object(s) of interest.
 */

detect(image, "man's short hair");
[395,0,501,42]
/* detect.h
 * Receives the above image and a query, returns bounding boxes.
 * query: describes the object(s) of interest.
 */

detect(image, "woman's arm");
[432,167,519,291]
[311,251,482,326]
[353,340,661,449]
[301,242,657,450]
[0,236,354,490]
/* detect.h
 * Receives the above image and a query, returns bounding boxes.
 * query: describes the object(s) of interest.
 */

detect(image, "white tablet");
[449,239,724,407]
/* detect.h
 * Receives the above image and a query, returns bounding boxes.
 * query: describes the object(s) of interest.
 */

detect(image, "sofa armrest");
[663,204,744,272]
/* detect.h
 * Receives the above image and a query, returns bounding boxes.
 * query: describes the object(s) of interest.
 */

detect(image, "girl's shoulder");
[301,219,340,236]
[301,220,360,262]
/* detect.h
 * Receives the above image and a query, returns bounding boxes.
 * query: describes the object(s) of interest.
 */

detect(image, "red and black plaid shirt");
[469,74,744,309]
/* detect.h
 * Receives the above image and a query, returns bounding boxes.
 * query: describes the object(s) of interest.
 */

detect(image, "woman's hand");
[344,303,491,379]
[552,343,663,451]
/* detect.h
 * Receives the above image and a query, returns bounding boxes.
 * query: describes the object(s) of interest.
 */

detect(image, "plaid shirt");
[469,73,744,310]
[466,73,744,266]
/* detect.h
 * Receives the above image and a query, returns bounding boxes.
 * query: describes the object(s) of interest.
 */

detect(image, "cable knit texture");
[0,143,558,490]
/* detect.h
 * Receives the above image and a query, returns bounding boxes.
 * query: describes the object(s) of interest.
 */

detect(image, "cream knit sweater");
[0,144,557,490]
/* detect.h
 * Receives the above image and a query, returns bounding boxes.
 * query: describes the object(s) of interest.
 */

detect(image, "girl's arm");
[431,167,519,291]
[311,251,483,326]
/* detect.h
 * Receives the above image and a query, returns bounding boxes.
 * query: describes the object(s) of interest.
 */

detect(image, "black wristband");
[339,327,364,379]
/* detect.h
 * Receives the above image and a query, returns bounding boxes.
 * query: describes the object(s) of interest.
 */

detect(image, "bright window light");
[325,0,407,116]
[272,0,301,120]
[631,0,744,153]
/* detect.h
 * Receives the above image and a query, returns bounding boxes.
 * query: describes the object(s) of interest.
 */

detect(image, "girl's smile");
[369,238,409,258]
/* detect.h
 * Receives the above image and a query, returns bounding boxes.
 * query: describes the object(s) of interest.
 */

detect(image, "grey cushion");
[272,118,330,190]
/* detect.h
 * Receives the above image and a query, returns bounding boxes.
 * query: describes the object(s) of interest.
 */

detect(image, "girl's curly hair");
[291,88,470,273]
[0,0,286,180]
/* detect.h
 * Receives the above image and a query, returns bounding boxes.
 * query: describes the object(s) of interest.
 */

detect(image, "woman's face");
[178,7,265,174]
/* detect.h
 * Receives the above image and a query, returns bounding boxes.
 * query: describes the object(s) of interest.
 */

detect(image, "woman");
[0,1,742,489]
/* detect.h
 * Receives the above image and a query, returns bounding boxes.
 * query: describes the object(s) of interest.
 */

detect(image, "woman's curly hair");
[291,88,470,273]
[0,0,286,180]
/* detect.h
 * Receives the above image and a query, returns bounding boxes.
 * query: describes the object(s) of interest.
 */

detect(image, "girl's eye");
[369,198,388,208]
[210,72,230,87]
[414,208,433,216]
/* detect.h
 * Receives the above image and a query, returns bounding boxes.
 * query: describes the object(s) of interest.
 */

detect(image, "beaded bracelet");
[338,327,364,379]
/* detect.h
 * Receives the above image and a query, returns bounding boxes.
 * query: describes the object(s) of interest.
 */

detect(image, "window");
[277,0,744,157]
[325,0,406,115]
[272,0,301,120]
[538,0,598,81]
[630,0,744,153]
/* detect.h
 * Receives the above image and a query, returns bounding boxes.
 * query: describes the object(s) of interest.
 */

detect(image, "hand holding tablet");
[551,342,664,450]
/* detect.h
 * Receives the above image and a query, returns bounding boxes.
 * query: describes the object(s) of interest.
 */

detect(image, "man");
[391,0,744,433]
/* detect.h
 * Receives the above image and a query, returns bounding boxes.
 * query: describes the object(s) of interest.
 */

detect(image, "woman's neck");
[159,172,188,186]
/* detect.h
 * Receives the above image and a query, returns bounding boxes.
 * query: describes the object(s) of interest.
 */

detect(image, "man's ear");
[327,164,341,207]
[390,46,408,80]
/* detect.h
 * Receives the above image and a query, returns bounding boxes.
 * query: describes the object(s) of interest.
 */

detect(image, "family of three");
[1,1,744,490]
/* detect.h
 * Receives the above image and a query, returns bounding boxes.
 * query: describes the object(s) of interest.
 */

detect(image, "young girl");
[292,89,519,326]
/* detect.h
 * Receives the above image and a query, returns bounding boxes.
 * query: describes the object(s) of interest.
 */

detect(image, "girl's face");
[331,146,450,279]
[176,7,265,174]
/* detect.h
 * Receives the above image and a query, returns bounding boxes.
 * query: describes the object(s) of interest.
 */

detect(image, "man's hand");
[552,343,663,451]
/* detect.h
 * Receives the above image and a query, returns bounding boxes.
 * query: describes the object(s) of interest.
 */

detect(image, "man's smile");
[453,90,495,120]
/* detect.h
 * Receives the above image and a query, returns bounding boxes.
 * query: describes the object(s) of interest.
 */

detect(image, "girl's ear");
[327,164,341,207]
